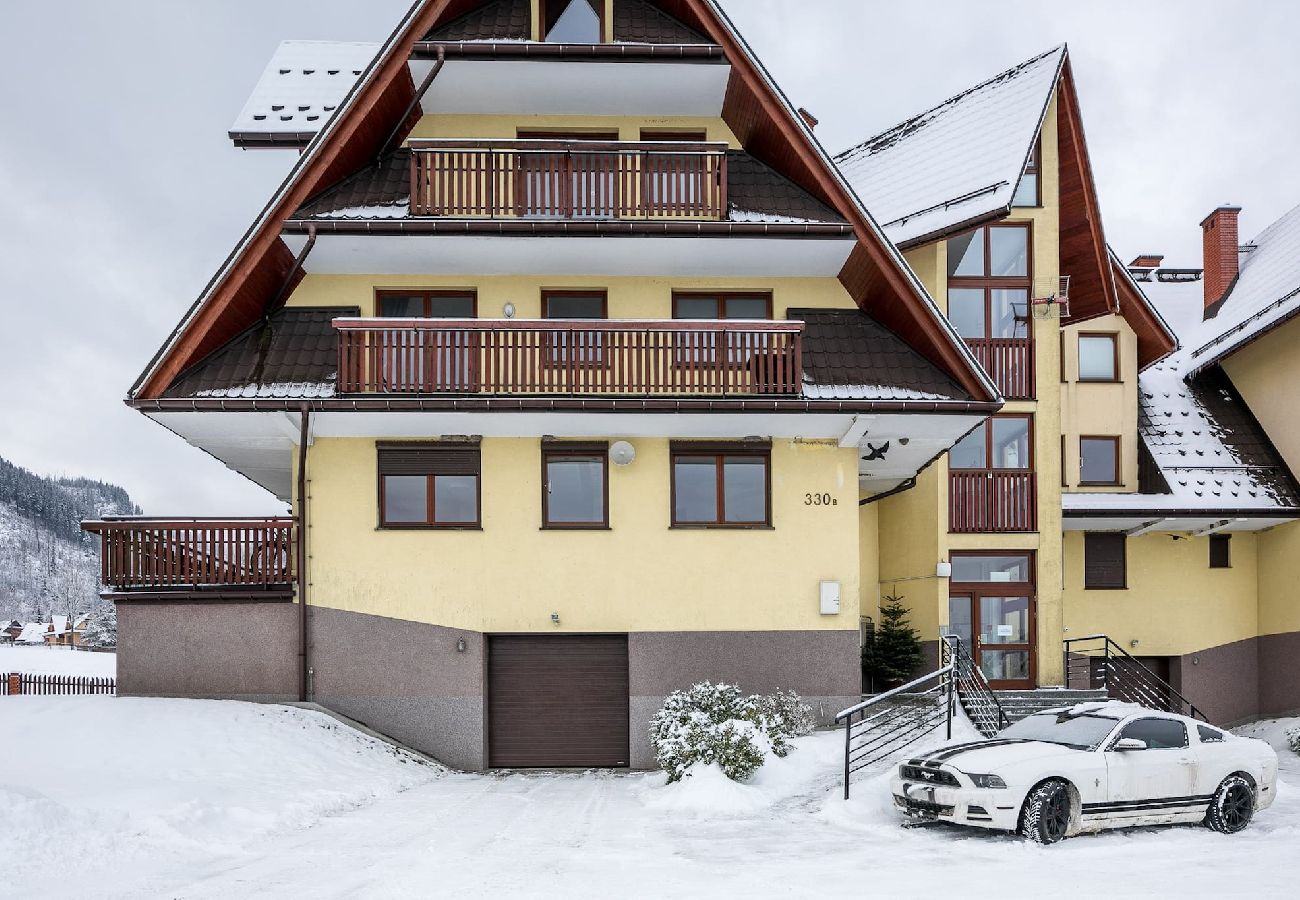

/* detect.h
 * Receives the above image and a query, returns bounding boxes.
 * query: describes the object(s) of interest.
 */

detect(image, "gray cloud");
[1,0,1294,513]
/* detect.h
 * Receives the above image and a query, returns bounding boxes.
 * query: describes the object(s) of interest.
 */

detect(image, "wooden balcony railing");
[964,337,1034,400]
[334,319,804,397]
[948,471,1038,533]
[81,518,295,593]
[409,139,728,220]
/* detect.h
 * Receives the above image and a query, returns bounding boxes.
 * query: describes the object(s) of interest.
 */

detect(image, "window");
[1079,436,1121,485]
[542,443,608,528]
[1209,534,1232,569]
[375,291,477,391]
[1078,333,1119,382]
[672,293,772,320]
[378,290,476,319]
[949,416,1032,471]
[542,0,603,42]
[1084,533,1126,590]
[1197,724,1226,743]
[378,443,481,528]
[543,290,607,366]
[671,443,770,527]
[947,224,1031,340]
[640,129,709,143]
[516,130,620,218]
[1011,141,1040,207]
[1113,717,1188,750]
[950,554,1032,583]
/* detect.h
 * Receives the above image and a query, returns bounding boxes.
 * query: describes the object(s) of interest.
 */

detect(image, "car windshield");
[1000,712,1121,750]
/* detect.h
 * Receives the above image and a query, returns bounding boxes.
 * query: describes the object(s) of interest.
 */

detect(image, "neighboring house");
[0,621,21,644]
[41,614,72,647]
[16,623,47,646]
[81,0,1002,771]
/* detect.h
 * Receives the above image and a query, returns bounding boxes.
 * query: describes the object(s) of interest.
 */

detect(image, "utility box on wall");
[819,580,841,615]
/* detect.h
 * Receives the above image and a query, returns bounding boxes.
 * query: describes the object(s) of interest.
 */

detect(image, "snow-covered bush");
[648,682,816,782]
[1286,724,1300,756]
[78,606,117,650]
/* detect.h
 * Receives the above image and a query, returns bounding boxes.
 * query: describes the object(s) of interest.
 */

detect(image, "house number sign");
[804,492,838,506]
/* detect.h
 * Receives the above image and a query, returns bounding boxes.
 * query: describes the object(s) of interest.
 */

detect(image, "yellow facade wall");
[1223,315,1300,478]
[1060,313,1140,491]
[408,114,742,148]
[1257,520,1300,637]
[304,436,861,634]
[1062,531,1259,655]
[286,273,859,319]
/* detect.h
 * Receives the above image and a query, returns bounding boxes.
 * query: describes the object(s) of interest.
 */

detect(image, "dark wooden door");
[488,634,630,768]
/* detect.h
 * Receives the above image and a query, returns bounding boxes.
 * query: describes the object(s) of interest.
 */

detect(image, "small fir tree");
[79,606,117,650]
[864,594,924,687]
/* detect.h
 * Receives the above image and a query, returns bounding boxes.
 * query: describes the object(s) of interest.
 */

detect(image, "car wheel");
[1205,775,1255,834]
[1019,779,1072,845]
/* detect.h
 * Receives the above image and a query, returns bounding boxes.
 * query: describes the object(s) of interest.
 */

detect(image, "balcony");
[949,471,1037,533]
[81,518,295,598]
[965,337,1034,400]
[408,139,728,220]
[334,318,804,397]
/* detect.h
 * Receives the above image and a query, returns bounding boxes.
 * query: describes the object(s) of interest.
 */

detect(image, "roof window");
[544,0,604,43]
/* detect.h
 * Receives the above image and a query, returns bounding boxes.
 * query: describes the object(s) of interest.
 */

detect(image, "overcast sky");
[2,0,1298,515]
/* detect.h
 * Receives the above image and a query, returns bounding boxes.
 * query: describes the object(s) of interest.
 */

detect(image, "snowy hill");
[0,455,139,621]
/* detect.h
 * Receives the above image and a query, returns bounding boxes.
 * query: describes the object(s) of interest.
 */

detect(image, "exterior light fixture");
[935,561,952,578]
[551,612,561,626]
[456,639,467,653]
[503,302,516,318]
[1130,639,1140,649]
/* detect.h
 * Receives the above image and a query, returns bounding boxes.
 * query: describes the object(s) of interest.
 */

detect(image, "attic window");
[544,0,604,43]
[1012,140,1041,207]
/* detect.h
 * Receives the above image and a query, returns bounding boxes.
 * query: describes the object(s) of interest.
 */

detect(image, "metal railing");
[1063,634,1207,721]
[946,636,1010,737]
[334,318,804,397]
[409,139,728,220]
[80,518,295,592]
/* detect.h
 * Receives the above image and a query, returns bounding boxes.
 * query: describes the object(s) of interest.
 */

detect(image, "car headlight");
[968,773,1007,789]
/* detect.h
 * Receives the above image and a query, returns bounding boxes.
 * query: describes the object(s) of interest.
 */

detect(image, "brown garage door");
[488,634,630,768]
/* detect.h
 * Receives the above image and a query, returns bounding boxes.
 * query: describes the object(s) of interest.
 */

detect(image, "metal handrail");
[1063,634,1206,721]
[944,636,1010,734]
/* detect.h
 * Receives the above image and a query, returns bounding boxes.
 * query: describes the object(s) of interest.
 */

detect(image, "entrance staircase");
[835,633,1207,798]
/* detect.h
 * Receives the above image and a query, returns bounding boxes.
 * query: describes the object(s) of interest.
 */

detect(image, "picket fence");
[1,673,117,696]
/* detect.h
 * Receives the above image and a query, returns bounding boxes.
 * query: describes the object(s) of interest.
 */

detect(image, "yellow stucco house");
[82,1,1299,770]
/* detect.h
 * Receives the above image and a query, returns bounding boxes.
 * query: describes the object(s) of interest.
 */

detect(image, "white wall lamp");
[502,302,516,318]
[551,612,561,626]
[935,561,952,579]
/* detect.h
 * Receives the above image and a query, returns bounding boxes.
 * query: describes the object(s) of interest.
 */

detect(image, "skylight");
[546,0,602,43]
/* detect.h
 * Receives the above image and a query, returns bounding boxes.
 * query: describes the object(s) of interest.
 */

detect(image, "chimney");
[1200,205,1241,312]
[1129,254,1163,268]
[797,107,819,130]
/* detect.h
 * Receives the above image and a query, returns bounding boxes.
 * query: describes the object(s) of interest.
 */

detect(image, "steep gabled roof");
[836,46,1064,248]
[836,46,1122,328]
[1109,248,1177,370]
[1186,200,1300,376]
[135,0,998,404]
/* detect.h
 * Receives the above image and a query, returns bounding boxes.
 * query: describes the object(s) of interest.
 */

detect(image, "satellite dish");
[610,441,636,466]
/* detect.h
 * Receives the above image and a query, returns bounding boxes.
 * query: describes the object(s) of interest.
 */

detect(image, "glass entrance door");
[948,553,1036,689]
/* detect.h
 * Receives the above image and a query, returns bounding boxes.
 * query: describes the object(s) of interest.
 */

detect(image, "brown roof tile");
[791,309,972,402]
[425,0,531,41]
[613,0,709,43]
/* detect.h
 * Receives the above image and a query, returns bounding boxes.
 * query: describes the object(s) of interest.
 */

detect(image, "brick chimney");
[1130,254,1163,268]
[1200,205,1241,312]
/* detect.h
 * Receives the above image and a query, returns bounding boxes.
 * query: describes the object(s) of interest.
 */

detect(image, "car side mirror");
[1113,738,1147,752]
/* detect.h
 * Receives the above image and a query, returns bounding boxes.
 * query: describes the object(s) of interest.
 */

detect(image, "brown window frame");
[540,0,607,43]
[947,222,1034,341]
[669,442,772,529]
[949,414,1035,472]
[1083,532,1127,590]
[640,129,709,143]
[1012,140,1041,208]
[1209,533,1232,569]
[377,442,482,530]
[671,291,774,320]
[1079,435,1122,486]
[1077,332,1120,383]
[541,441,610,530]
[376,289,478,318]
[542,289,609,368]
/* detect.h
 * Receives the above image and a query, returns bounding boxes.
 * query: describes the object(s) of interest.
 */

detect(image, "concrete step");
[993,689,1108,723]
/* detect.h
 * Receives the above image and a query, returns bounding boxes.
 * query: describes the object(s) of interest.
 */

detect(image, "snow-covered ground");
[1,698,1297,899]
[0,644,116,676]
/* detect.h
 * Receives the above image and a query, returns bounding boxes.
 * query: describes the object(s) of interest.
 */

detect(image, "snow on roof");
[835,46,1065,247]
[1187,200,1300,373]
[16,623,47,644]
[230,41,379,142]
[51,615,68,635]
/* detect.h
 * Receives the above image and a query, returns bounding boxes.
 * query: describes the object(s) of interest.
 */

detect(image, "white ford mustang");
[889,701,1278,844]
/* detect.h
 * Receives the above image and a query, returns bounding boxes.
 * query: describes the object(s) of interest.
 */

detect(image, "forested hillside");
[0,455,139,621]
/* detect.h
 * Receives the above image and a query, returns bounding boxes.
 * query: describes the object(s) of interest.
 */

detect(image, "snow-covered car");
[889,701,1278,844]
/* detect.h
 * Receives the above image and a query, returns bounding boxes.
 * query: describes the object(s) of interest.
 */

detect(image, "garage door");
[488,634,630,768]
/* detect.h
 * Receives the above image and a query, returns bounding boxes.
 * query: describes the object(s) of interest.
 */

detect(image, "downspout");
[297,404,311,702]
[377,43,445,164]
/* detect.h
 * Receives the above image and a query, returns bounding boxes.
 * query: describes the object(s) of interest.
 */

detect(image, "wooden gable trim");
[1111,256,1177,371]
[1056,58,1119,327]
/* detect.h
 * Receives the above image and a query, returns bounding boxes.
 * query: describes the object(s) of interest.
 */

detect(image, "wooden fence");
[2,672,117,696]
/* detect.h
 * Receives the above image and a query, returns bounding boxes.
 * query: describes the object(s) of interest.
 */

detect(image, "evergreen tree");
[863,594,924,687]
[79,606,117,650]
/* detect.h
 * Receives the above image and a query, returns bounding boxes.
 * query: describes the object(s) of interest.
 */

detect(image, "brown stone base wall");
[307,607,486,772]
[1171,636,1260,727]
[627,629,861,769]
[116,600,299,701]
[1258,631,1300,718]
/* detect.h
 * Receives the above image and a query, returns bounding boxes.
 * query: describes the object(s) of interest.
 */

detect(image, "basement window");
[1209,534,1232,569]
[544,0,603,43]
